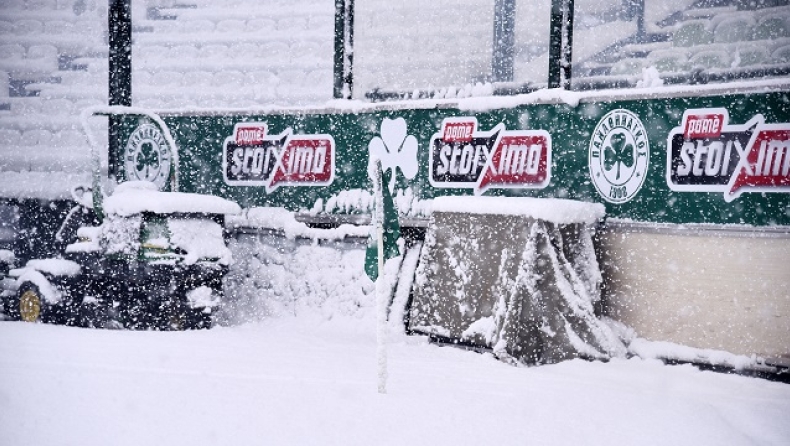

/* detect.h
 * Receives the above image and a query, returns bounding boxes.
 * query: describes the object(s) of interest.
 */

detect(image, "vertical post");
[108,0,132,179]
[634,0,645,42]
[548,0,574,89]
[492,0,516,83]
[333,0,354,99]
[373,160,387,395]
[563,0,574,87]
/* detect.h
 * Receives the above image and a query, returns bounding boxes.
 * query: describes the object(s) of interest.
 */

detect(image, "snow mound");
[220,230,375,325]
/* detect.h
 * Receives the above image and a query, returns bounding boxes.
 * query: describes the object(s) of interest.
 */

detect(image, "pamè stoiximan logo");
[429,117,552,194]
[666,108,790,202]
[223,122,335,193]
[589,109,649,203]
[124,123,172,189]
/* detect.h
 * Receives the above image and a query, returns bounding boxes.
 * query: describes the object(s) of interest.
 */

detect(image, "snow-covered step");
[54,70,107,87]
[131,86,330,108]
[132,29,329,47]
[0,34,106,58]
[0,43,60,78]
[152,3,334,22]
[0,170,93,200]
[21,82,107,102]
[0,146,92,173]
[4,97,80,116]
[0,115,86,132]
[133,56,331,74]
[0,17,104,35]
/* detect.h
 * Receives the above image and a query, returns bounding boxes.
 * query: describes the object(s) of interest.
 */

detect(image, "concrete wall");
[598,223,790,358]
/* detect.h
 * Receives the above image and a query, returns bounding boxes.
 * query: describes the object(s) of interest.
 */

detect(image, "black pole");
[563,0,574,88]
[634,0,645,42]
[333,0,354,99]
[492,0,516,83]
[548,0,574,89]
[108,0,132,179]
[548,0,563,88]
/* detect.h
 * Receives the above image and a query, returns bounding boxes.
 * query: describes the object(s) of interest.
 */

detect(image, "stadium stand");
[571,1,790,87]
[1,0,789,201]
[0,0,335,201]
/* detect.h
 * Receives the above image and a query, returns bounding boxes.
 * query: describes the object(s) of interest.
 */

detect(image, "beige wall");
[598,226,790,358]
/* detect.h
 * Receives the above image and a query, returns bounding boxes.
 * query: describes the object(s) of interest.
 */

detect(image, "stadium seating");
[673,20,715,47]
[753,16,789,40]
[571,3,790,85]
[2,0,790,200]
[0,0,336,199]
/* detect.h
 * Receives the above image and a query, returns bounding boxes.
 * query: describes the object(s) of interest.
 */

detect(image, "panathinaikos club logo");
[588,109,650,204]
[124,123,172,189]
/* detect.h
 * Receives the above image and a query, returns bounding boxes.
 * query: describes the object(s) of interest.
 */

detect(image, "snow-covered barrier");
[220,207,376,325]
[408,197,626,364]
[97,81,790,359]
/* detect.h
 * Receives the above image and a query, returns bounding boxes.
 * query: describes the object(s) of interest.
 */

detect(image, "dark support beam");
[492,0,516,83]
[108,0,132,106]
[548,0,574,89]
[634,0,645,42]
[563,0,574,87]
[548,0,563,88]
[108,0,132,179]
[333,0,354,99]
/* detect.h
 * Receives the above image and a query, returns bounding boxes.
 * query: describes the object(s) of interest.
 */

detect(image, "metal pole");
[563,0,574,89]
[634,0,645,42]
[374,160,387,394]
[548,0,574,89]
[492,0,516,83]
[333,0,354,99]
[108,0,132,179]
[548,0,563,88]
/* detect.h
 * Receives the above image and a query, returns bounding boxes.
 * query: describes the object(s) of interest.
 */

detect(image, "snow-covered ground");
[2,316,789,446]
[2,1,790,443]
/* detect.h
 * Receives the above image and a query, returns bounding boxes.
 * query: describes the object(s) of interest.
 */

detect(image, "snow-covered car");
[1,181,241,330]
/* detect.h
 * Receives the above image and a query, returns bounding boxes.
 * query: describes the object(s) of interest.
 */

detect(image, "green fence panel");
[115,90,790,226]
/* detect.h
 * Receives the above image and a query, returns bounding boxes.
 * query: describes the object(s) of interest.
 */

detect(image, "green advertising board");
[114,87,790,227]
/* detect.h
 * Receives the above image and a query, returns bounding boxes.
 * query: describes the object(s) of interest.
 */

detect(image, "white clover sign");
[367,117,419,192]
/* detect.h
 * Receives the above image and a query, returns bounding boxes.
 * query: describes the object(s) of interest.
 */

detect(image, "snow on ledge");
[227,207,370,240]
[431,196,605,225]
[605,318,764,371]
[628,338,761,371]
[104,186,241,216]
[145,78,790,116]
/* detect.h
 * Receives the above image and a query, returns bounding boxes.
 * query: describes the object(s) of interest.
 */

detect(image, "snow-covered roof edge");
[149,78,790,116]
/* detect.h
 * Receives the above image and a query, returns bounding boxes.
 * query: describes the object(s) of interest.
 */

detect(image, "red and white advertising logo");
[429,117,552,194]
[667,108,790,201]
[223,122,335,193]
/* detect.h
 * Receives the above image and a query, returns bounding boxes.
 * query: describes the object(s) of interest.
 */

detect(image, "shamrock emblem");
[368,117,419,192]
[603,132,634,181]
[135,141,160,179]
